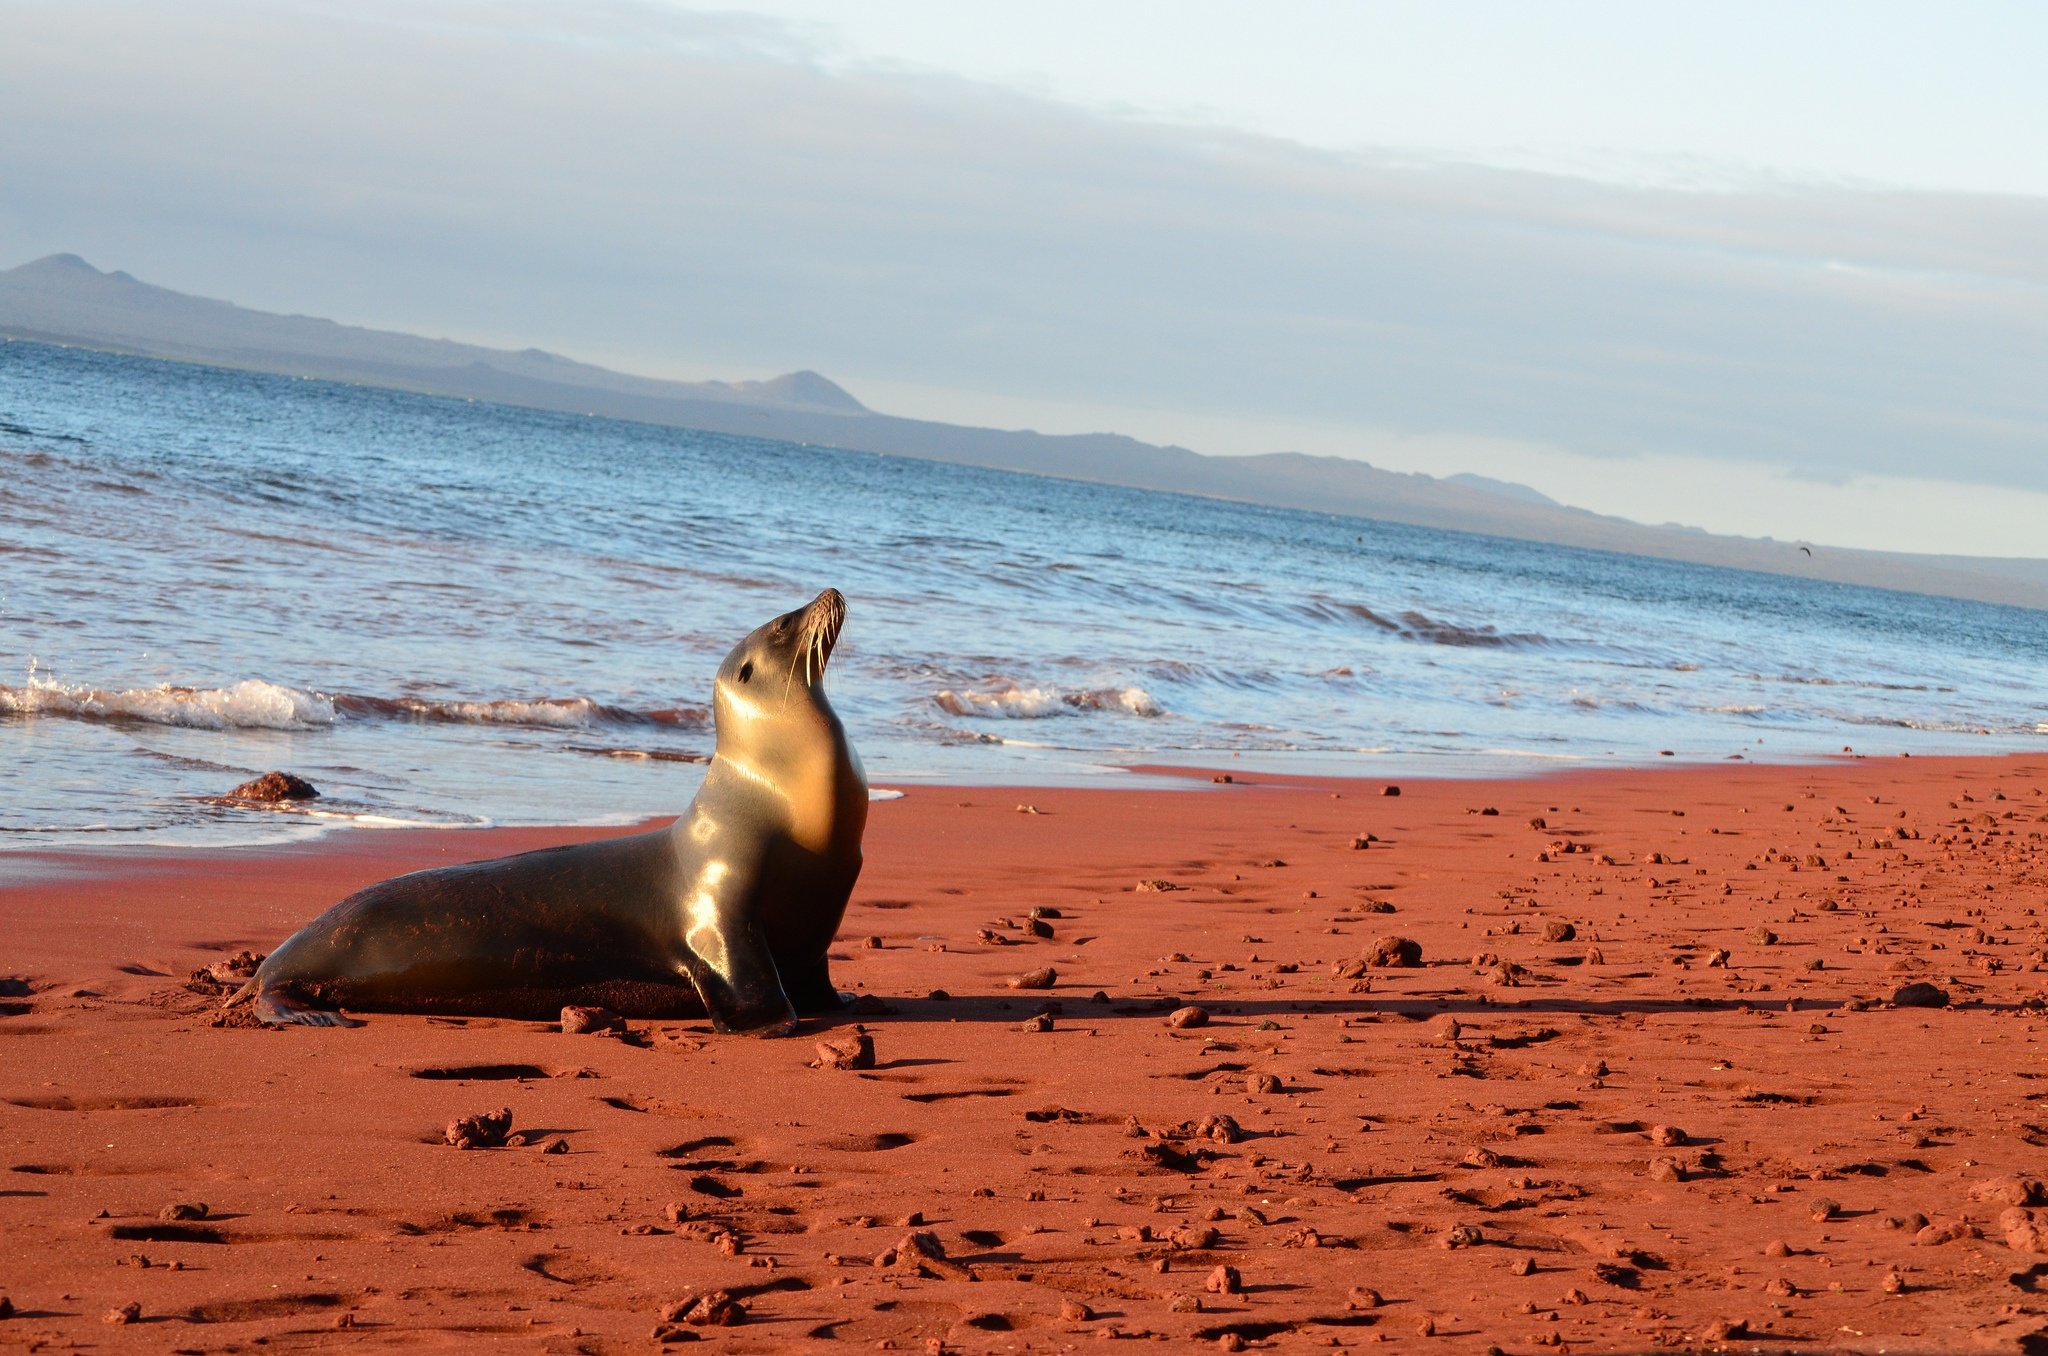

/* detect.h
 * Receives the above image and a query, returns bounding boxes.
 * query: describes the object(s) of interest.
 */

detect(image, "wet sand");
[3,755,2047,1352]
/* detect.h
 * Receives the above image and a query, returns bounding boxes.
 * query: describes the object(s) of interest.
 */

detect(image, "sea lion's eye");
[738,662,754,683]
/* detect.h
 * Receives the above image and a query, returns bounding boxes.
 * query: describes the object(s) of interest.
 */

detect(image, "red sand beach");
[4,755,2048,1352]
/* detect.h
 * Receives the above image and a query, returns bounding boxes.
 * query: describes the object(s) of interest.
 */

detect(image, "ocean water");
[3,338,2045,850]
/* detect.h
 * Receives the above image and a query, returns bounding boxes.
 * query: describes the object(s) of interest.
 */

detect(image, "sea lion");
[226,588,865,1035]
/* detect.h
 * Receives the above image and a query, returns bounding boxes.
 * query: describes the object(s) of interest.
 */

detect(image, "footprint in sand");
[11,1161,165,1178]
[181,1293,349,1323]
[598,1094,709,1117]
[811,1132,921,1153]
[407,1062,554,1081]
[519,1250,618,1287]
[654,1134,741,1163]
[5,1094,205,1111]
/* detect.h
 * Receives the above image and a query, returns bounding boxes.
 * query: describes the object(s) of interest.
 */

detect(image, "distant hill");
[1444,471,1561,508]
[0,253,865,415]
[4,253,2044,612]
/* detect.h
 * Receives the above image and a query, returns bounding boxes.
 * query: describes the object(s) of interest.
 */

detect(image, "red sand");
[4,756,2048,1352]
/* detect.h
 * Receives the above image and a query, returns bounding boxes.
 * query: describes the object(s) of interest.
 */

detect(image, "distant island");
[4,252,2044,611]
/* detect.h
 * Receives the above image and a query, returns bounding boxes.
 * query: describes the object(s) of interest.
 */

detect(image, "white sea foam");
[0,677,702,734]
[0,676,335,730]
[334,693,706,729]
[429,697,607,728]
[933,685,1162,719]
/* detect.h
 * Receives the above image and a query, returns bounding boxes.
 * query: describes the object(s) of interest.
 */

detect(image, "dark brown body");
[231,590,865,1034]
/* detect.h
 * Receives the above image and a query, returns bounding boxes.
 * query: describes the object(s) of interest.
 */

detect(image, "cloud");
[3,0,2045,496]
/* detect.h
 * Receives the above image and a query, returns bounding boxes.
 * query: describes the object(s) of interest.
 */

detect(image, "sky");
[3,0,2046,555]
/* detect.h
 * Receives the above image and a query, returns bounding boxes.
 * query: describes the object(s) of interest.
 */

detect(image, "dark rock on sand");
[660,1290,746,1326]
[1971,1177,2046,1207]
[815,1031,877,1070]
[1366,936,1423,967]
[1891,981,1950,1008]
[561,1005,626,1035]
[225,771,319,802]
[880,1231,975,1280]
[444,1107,513,1149]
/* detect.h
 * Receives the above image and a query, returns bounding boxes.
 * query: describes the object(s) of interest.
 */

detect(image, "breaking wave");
[1,676,705,732]
[1393,609,1550,649]
[0,677,335,730]
[1300,597,1550,648]
[933,684,1163,719]
[332,694,706,729]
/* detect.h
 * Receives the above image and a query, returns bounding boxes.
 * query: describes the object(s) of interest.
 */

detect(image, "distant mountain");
[0,254,864,415]
[1443,471,1561,508]
[4,253,2044,612]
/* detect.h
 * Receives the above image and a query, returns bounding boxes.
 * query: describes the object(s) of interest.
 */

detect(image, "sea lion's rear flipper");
[244,981,365,1028]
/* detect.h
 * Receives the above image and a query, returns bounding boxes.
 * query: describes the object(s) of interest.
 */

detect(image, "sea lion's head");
[713,589,848,732]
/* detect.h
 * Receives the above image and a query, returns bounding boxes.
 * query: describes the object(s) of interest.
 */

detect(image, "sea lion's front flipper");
[678,928,796,1036]
[779,954,849,1014]
[677,865,797,1036]
[248,982,364,1028]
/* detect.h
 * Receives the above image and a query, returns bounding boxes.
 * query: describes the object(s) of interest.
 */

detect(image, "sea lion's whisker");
[782,626,803,700]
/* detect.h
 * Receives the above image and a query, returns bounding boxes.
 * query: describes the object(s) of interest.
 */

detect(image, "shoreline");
[8,742,2037,862]
[4,753,2047,1349]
